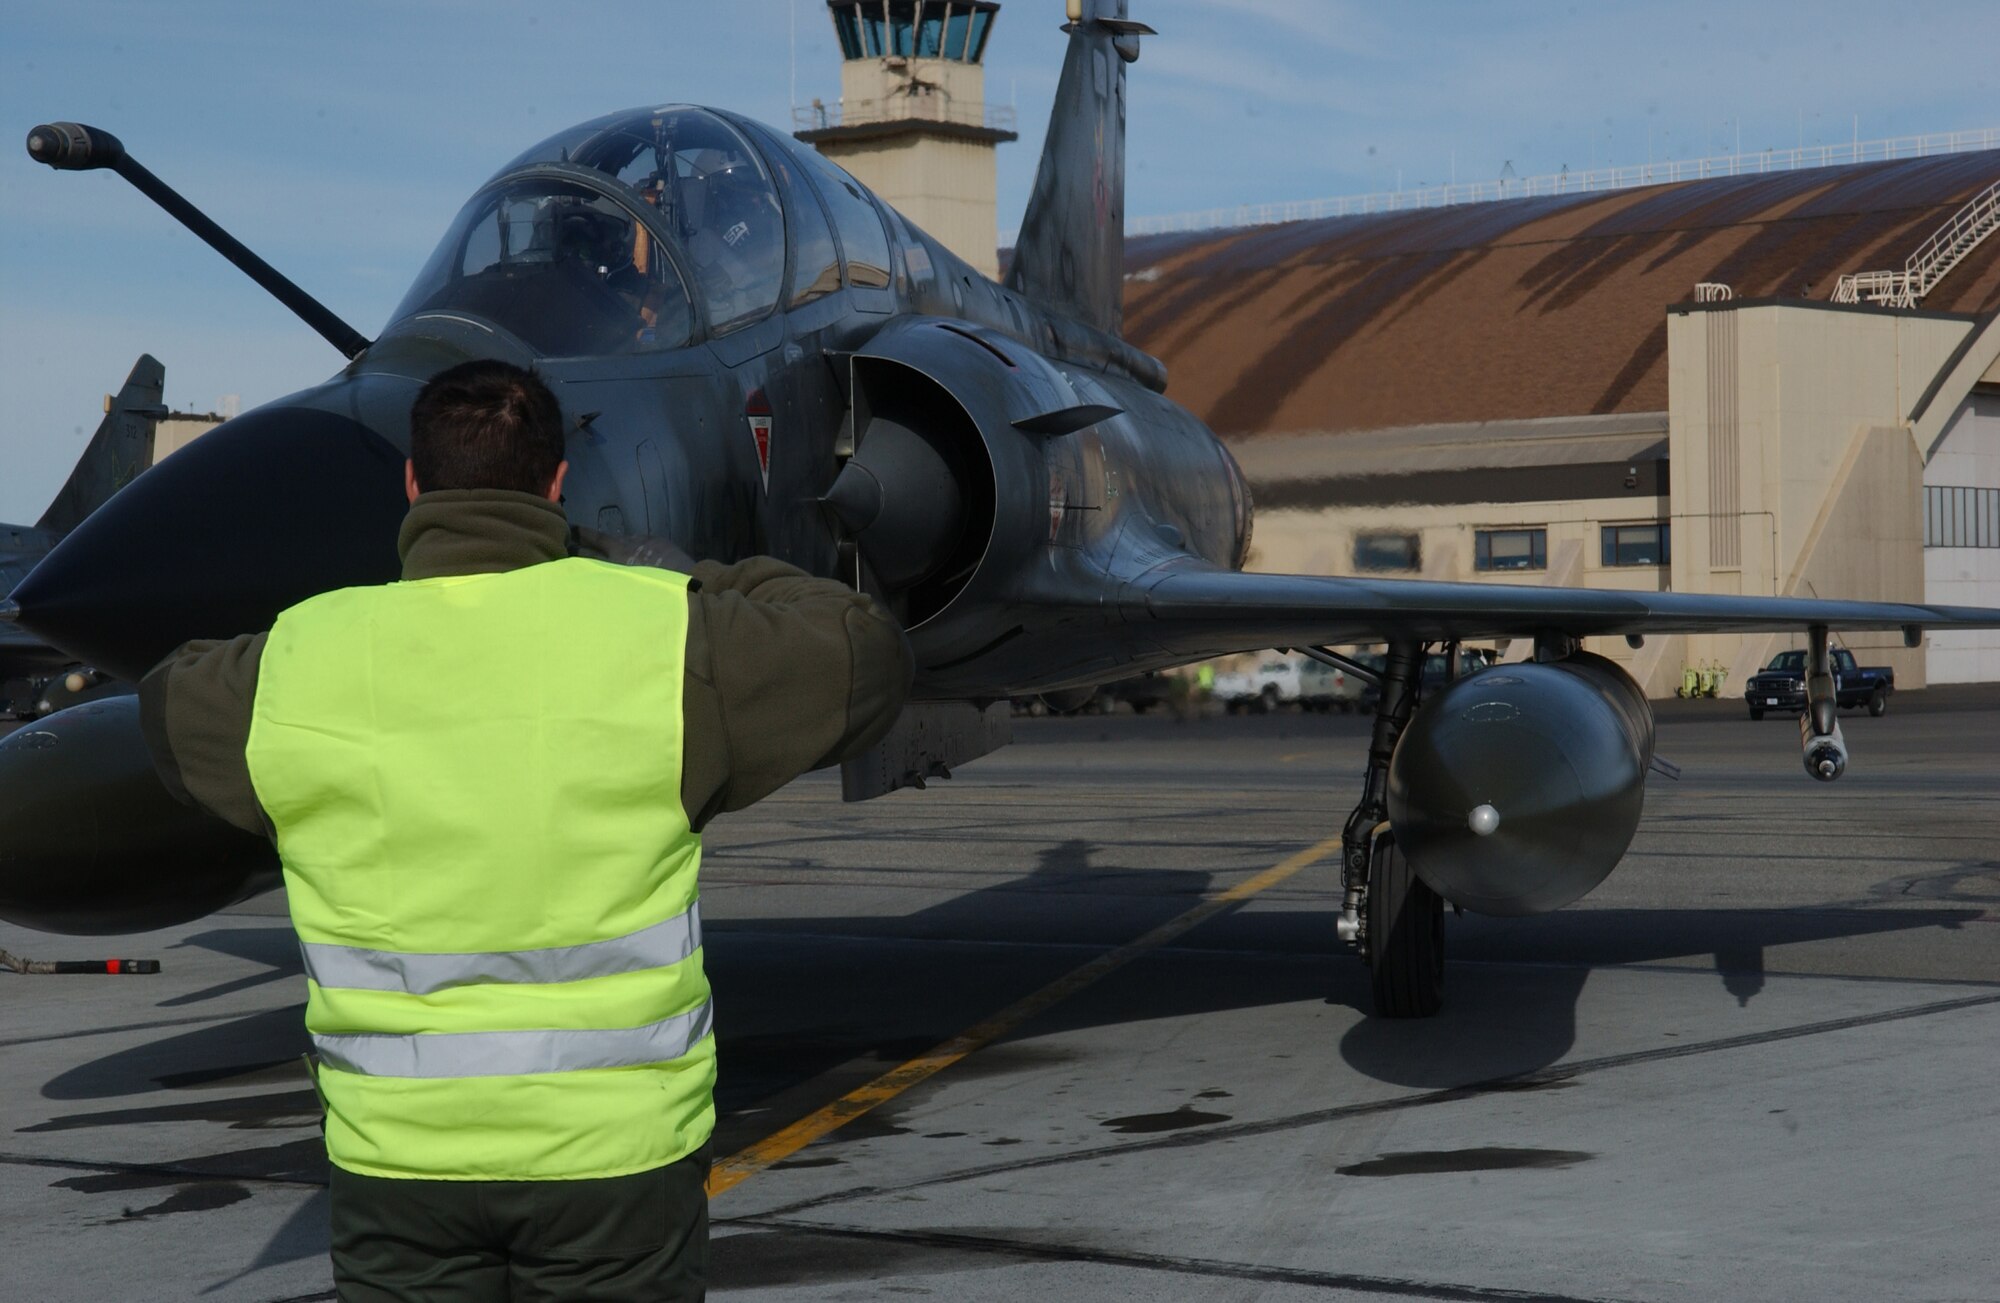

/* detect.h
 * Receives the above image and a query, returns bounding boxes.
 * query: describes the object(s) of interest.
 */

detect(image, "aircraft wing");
[1115,564,2000,652]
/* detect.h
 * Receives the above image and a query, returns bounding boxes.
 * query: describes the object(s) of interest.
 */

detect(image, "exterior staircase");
[1833,177,2000,309]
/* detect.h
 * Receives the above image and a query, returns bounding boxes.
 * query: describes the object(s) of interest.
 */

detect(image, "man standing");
[139,359,913,1300]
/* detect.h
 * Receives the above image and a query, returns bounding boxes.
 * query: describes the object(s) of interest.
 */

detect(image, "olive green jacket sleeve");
[138,632,272,837]
[139,559,913,838]
[678,557,914,831]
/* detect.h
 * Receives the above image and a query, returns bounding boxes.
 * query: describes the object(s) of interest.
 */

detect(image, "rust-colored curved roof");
[1122,151,2000,438]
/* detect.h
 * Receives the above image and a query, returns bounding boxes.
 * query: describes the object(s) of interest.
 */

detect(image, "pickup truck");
[1213,657,1302,714]
[1743,648,1894,720]
[1212,655,1364,714]
[1298,658,1363,713]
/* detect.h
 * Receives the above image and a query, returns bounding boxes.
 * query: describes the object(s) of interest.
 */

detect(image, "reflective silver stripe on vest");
[299,904,702,995]
[312,998,714,1078]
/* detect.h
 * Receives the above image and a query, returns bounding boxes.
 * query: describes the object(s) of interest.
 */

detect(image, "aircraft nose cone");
[9,405,409,680]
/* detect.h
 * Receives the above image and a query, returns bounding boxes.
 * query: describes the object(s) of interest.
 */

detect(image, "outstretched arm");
[679,557,913,830]
[137,632,272,837]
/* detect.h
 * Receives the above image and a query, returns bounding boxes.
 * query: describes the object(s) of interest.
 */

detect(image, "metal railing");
[1833,177,2000,308]
[1120,127,2000,238]
[794,97,1017,135]
[1694,282,1734,302]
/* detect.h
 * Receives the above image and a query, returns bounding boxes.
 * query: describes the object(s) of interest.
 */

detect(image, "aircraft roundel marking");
[744,390,773,495]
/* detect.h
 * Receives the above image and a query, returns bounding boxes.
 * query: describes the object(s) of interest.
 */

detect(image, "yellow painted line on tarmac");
[1277,751,1318,763]
[707,834,1343,1197]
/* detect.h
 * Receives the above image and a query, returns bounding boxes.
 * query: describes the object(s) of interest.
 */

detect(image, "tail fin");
[1003,0,1154,338]
[35,355,164,536]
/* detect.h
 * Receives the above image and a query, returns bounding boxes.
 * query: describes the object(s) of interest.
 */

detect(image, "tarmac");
[2,691,1997,1301]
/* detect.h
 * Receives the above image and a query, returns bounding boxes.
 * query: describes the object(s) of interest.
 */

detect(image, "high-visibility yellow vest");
[245,557,713,1181]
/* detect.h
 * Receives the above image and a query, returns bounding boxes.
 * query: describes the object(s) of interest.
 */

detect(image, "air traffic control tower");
[797,1,1016,278]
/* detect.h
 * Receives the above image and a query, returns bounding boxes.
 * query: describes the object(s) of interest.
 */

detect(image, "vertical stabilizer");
[1003,0,1153,337]
[35,355,164,537]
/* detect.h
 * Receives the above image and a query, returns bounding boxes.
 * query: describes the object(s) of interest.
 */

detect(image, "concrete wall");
[838,54,987,121]
[1925,388,2000,681]
[151,417,222,462]
[1667,302,1972,692]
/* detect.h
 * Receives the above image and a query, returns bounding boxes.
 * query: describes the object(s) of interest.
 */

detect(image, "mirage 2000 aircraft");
[5,0,1999,1016]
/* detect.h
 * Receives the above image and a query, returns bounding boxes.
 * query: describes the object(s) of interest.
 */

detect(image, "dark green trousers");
[328,1147,709,1302]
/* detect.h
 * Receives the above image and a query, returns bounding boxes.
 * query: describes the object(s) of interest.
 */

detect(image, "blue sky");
[4,0,1996,521]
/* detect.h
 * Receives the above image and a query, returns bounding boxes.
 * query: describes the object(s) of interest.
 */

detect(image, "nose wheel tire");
[1366,837,1444,1018]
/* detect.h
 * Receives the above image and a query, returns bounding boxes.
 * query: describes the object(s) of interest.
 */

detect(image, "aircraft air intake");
[830,327,1021,631]
[1386,652,1655,917]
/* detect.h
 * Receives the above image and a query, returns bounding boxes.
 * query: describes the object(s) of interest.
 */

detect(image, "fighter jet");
[6,0,1999,1016]
[0,355,163,716]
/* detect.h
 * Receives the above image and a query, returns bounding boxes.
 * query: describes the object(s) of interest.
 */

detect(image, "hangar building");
[1120,152,2000,696]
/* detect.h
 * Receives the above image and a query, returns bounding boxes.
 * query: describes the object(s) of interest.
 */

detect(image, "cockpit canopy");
[391,106,790,354]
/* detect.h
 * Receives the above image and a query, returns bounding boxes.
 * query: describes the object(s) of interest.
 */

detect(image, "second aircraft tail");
[35,354,164,537]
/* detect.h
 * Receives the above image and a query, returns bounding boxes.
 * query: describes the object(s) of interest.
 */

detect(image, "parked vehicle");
[1212,656,1302,714]
[1298,658,1362,713]
[1743,648,1894,720]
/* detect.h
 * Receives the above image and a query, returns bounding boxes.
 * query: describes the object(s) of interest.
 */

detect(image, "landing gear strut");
[1335,640,1444,1017]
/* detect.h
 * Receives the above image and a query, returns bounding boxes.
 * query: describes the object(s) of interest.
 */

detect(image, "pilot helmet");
[556,206,632,274]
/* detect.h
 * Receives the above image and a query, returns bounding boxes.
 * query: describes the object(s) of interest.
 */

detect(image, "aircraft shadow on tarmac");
[37,853,1984,1111]
[700,837,1987,1095]
[23,845,1981,1281]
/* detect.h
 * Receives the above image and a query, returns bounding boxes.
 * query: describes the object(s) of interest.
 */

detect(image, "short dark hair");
[409,360,566,494]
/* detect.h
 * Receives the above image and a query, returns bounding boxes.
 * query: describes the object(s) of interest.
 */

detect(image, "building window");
[967,8,994,60]
[832,6,864,58]
[1926,485,2000,548]
[1354,532,1421,572]
[1475,528,1547,572]
[1601,522,1670,567]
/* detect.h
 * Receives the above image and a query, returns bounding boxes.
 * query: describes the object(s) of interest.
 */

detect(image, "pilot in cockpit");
[392,107,784,354]
[555,208,631,280]
[548,200,676,346]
